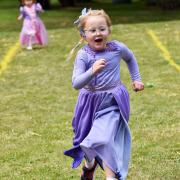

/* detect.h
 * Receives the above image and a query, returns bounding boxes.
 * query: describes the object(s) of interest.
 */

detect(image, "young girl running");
[18,0,48,50]
[64,8,144,180]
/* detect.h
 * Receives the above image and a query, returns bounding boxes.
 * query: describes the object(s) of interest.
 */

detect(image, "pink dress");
[19,3,48,46]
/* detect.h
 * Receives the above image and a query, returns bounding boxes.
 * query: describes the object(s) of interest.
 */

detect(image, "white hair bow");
[74,8,88,25]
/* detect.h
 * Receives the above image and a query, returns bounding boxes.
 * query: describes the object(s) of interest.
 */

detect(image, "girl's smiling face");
[83,16,110,51]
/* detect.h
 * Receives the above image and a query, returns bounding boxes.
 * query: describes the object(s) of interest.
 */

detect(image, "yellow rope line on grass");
[147,29,180,72]
[0,41,20,76]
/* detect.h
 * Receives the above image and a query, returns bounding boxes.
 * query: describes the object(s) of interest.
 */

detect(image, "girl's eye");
[89,29,96,33]
[100,28,106,32]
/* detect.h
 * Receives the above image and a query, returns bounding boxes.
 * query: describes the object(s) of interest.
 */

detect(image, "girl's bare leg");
[103,162,116,180]
[85,158,95,169]
[27,35,33,50]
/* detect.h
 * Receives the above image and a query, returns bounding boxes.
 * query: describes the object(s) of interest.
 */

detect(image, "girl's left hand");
[132,81,144,92]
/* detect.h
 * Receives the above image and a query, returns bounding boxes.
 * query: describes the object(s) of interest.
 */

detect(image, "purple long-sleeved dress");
[64,40,141,180]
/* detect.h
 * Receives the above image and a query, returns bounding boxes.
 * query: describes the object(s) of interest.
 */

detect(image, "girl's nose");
[96,30,101,35]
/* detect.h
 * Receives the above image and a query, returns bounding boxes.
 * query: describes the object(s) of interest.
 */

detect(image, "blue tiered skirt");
[64,83,131,180]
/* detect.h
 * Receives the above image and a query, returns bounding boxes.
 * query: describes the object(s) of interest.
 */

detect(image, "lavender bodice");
[20,3,43,20]
[72,40,141,90]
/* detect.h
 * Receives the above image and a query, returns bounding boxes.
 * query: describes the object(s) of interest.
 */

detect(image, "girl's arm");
[36,3,44,13]
[121,43,144,91]
[72,51,94,89]
[17,6,24,20]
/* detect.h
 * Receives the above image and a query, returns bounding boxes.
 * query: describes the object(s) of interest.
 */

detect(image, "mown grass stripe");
[0,41,20,76]
[147,29,180,72]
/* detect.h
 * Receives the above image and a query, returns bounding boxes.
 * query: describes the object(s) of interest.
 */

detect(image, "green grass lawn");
[0,0,180,179]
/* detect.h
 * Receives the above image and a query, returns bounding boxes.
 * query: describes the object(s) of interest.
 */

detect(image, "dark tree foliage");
[58,0,75,7]
[112,0,131,3]
[35,0,75,8]
[146,0,180,9]
[76,0,92,2]
[37,0,51,9]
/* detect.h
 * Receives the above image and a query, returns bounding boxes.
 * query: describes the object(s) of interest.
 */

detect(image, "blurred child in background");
[18,0,48,50]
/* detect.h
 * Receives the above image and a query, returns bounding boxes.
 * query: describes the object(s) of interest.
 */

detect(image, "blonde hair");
[78,9,112,31]
[66,9,112,62]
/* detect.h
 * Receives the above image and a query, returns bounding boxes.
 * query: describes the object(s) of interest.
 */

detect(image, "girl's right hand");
[92,59,106,75]
[17,15,22,20]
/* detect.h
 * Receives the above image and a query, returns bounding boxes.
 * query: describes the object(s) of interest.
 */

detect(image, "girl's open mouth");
[94,38,103,43]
